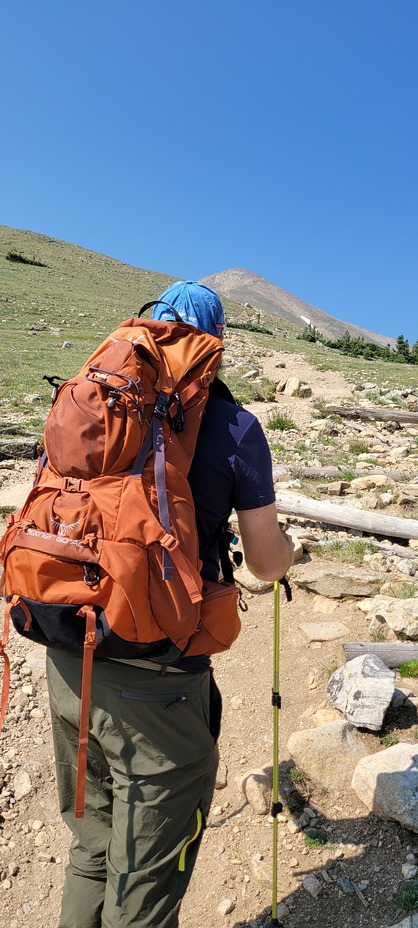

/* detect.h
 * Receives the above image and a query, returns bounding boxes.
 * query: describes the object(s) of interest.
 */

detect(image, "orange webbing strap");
[75,606,97,819]
[160,534,203,605]
[0,596,32,731]
[0,601,11,731]
[168,371,216,415]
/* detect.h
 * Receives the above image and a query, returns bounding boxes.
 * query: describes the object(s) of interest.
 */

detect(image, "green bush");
[380,731,399,747]
[398,660,418,678]
[6,251,48,267]
[226,321,273,335]
[304,828,328,848]
[348,439,369,455]
[266,412,296,431]
[315,540,378,567]
[393,879,418,912]
[289,766,306,786]
[394,583,418,600]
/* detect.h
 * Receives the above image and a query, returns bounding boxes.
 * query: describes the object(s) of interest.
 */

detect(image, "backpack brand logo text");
[26,528,85,548]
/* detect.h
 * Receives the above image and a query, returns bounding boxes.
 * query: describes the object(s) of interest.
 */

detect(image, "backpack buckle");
[154,393,169,420]
[160,532,178,552]
[63,477,83,492]
[169,393,185,433]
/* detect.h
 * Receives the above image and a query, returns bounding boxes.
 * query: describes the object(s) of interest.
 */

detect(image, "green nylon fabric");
[46,651,219,928]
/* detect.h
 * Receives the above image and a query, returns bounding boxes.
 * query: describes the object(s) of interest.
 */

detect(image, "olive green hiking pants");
[46,650,220,928]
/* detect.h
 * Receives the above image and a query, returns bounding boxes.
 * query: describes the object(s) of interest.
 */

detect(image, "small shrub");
[380,732,399,747]
[226,321,273,335]
[317,540,378,567]
[369,625,388,643]
[289,766,306,786]
[266,412,296,431]
[223,372,277,405]
[349,439,369,455]
[393,879,418,912]
[321,657,340,678]
[394,582,418,600]
[340,468,356,481]
[304,827,328,848]
[398,660,418,678]
[283,795,300,815]
[6,251,47,268]
[294,441,309,455]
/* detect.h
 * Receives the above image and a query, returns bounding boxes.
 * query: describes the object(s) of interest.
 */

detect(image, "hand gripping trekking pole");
[265,578,290,928]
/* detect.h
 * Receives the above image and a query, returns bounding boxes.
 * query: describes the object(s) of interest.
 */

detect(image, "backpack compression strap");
[132,392,173,578]
[0,599,11,731]
[132,392,202,601]
[75,606,97,819]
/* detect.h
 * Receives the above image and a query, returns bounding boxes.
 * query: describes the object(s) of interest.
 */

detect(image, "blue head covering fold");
[152,281,225,338]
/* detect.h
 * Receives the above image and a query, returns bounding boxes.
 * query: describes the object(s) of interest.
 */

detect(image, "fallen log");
[320,405,418,424]
[343,642,418,668]
[308,538,418,559]
[290,466,343,479]
[292,466,414,482]
[0,425,39,437]
[347,421,392,441]
[275,491,418,540]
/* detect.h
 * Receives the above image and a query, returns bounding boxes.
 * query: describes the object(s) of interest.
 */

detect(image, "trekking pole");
[265,579,283,928]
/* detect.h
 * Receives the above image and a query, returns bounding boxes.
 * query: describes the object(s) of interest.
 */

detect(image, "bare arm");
[236,503,294,581]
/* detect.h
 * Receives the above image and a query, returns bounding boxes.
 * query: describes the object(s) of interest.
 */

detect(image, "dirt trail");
[0,352,415,928]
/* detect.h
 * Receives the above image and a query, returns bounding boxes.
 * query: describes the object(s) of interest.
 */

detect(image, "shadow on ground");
[229,759,417,928]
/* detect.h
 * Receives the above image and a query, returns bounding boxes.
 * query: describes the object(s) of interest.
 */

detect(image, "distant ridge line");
[200,268,395,349]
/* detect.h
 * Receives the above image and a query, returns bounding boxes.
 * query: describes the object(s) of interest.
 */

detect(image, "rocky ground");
[2,337,418,928]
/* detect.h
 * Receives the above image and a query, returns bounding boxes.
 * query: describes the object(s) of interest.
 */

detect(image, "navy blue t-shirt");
[170,392,276,671]
[188,394,276,581]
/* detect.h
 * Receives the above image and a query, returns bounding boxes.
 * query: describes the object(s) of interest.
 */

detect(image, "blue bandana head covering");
[152,281,225,338]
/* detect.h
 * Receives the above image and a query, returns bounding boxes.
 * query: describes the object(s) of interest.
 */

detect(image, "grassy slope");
[0,226,175,404]
[0,225,416,415]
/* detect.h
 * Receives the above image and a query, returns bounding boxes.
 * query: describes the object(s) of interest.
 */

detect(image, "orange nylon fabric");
[0,319,237,655]
[185,580,241,656]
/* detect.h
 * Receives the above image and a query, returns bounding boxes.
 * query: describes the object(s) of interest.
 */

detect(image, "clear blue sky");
[1,0,417,342]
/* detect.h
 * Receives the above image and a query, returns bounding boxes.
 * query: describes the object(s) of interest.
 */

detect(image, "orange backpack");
[0,303,241,814]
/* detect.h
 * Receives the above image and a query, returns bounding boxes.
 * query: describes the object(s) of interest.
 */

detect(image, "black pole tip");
[264,920,284,928]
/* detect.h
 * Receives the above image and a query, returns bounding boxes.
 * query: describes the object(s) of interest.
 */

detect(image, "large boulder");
[287,720,368,790]
[0,480,33,513]
[389,915,418,928]
[359,597,418,639]
[293,565,384,599]
[352,743,418,832]
[327,654,395,730]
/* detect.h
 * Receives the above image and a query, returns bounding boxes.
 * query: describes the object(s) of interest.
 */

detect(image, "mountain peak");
[200,269,394,348]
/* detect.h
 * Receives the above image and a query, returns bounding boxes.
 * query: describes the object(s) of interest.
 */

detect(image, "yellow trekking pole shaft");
[266,580,283,928]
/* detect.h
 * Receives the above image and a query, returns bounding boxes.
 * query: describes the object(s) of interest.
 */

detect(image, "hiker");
[45,281,294,928]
